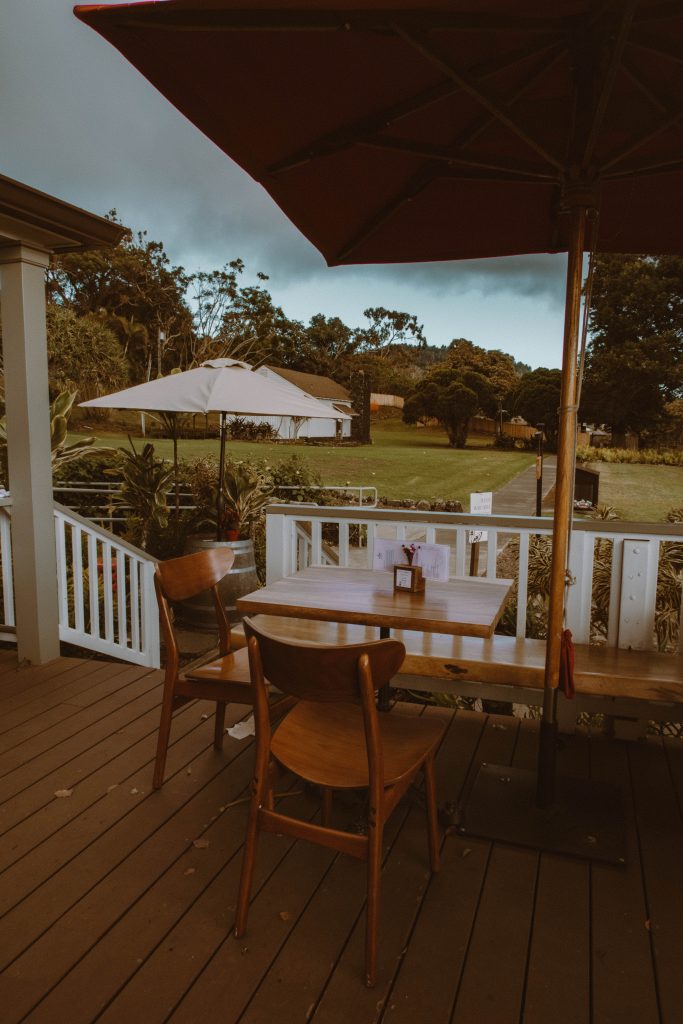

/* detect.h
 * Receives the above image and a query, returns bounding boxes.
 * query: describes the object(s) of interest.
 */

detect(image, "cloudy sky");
[2,0,571,368]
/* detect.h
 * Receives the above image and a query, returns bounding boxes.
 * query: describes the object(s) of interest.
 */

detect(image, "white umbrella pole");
[216,412,227,542]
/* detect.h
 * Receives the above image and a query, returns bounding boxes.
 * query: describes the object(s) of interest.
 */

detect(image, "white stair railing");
[0,498,160,668]
[53,503,160,667]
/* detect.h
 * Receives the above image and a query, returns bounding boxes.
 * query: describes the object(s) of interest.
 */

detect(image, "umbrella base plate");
[456,764,626,865]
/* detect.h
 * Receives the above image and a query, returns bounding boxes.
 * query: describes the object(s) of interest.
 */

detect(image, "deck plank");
[0,653,680,1024]
[628,738,683,1024]
[590,734,660,1024]
[521,729,591,1024]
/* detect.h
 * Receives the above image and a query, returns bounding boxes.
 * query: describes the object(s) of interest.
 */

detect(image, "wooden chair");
[153,547,257,789]
[234,616,446,987]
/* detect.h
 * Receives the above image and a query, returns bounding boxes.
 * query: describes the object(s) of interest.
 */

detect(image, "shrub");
[576,445,683,466]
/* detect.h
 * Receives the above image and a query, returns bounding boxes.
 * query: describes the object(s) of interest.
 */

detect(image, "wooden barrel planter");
[179,536,259,627]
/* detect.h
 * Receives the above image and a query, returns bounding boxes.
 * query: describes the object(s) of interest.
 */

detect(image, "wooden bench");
[233,615,683,736]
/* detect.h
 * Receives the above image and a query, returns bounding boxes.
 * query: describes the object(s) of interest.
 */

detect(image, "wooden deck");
[0,649,682,1024]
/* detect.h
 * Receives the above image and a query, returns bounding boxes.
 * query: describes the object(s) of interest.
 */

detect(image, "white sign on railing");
[469,491,493,543]
[372,539,450,580]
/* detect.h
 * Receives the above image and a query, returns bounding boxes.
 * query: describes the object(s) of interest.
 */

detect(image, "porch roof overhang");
[0,173,125,254]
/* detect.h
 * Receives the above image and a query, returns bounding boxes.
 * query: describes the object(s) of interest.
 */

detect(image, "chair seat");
[186,646,253,685]
[272,702,445,789]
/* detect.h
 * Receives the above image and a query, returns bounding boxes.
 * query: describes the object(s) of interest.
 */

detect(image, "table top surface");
[236,566,512,638]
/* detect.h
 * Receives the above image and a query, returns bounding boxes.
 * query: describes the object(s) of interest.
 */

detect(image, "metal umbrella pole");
[216,411,228,542]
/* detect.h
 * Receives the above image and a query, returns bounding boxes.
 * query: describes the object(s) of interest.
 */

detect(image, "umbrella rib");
[603,156,683,179]
[360,138,555,180]
[581,0,639,167]
[620,53,681,117]
[600,99,683,172]
[393,24,565,172]
[335,169,437,263]
[266,40,560,176]
[630,32,683,66]
[450,45,566,153]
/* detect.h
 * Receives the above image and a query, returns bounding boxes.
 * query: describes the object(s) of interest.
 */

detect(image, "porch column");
[0,244,60,663]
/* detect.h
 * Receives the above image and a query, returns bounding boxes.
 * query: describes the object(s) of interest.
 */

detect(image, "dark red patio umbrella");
[75,0,683,858]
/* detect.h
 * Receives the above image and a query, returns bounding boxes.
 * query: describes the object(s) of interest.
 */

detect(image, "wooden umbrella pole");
[216,412,227,542]
[537,203,588,808]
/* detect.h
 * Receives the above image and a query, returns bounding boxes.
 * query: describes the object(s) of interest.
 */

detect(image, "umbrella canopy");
[76,1,683,819]
[82,358,349,540]
[76,1,683,263]
[81,358,350,420]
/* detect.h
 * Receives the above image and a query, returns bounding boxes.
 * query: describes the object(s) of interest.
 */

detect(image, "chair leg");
[234,786,261,938]
[365,816,383,988]
[423,753,441,873]
[152,690,176,790]
[214,701,227,750]
[321,787,333,827]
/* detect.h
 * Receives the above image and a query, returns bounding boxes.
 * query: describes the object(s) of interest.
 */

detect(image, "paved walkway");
[492,455,557,515]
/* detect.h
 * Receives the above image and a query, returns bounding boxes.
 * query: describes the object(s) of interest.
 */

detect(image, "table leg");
[377,626,392,712]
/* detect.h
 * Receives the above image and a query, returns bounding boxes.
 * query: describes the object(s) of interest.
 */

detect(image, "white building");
[251,366,355,439]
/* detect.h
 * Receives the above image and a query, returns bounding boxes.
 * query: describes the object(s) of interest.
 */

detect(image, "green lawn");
[582,462,683,522]
[73,419,533,506]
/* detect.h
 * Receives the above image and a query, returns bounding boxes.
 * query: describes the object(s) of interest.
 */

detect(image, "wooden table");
[237,567,512,706]
[237,566,511,638]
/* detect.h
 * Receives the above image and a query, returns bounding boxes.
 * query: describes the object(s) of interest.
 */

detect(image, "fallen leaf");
[200,713,209,721]
[184,867,196,876]
[106,784,118,793]
[645,919,651,931]
[130,788,139,795]
[279,911,290,922]
[193,838,210,849]
[461,847,473,858]
[491,723,507,731]
[54,789,73,798]
[186,768,192,775]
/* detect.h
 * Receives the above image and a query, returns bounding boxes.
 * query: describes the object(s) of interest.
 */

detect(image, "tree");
[46,304,129,404]
[581,254,683,435]
[357,307,426,357]
[47,213,193,382]
[403,366,496,447]
[508,368,562,448]
[447,338,520,404]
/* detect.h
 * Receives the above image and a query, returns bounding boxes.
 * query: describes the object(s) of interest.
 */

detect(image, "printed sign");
[469,491,493,543]
[373,539,450,581]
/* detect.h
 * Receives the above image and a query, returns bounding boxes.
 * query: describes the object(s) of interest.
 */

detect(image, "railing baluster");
[311,519,323,565]
[455,527,467,576]
[117,549,128,648]
[87,532,99,640]
[103,542,114,643]
[516,532,530,638]
[130,558,140,652]
[339,521,350,567]
[0,510,15,627]
[486,528,498,579]
[72,525,84,634]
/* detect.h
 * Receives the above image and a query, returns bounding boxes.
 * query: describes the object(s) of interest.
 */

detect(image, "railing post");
[618,539,658,650]
[266,512,289,584]
[141,558,161,668]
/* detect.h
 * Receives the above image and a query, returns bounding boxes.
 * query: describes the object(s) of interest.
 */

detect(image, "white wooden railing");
[0,499,160,668]
[265,505,683,653]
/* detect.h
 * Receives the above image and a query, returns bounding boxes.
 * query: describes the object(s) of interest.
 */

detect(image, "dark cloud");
[2,1,567,363]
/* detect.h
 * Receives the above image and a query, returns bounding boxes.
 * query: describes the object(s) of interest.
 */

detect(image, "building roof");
[0,174,126,253]
[267,366,350,401]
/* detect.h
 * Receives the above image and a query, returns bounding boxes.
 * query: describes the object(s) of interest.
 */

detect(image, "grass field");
[73,419,533,506]
[582,461,683,522]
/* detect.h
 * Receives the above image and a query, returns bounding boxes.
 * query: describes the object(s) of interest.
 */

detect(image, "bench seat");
[234,615,683,705]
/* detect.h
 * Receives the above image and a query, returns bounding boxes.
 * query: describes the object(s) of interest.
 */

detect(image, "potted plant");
[182,460,272,626]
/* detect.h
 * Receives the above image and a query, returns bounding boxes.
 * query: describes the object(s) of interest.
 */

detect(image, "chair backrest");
[155,548,236,668]
[242,616,405,703]
[156,547,235,602]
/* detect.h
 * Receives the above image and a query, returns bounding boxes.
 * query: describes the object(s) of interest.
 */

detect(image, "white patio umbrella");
[81,359,349,538]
